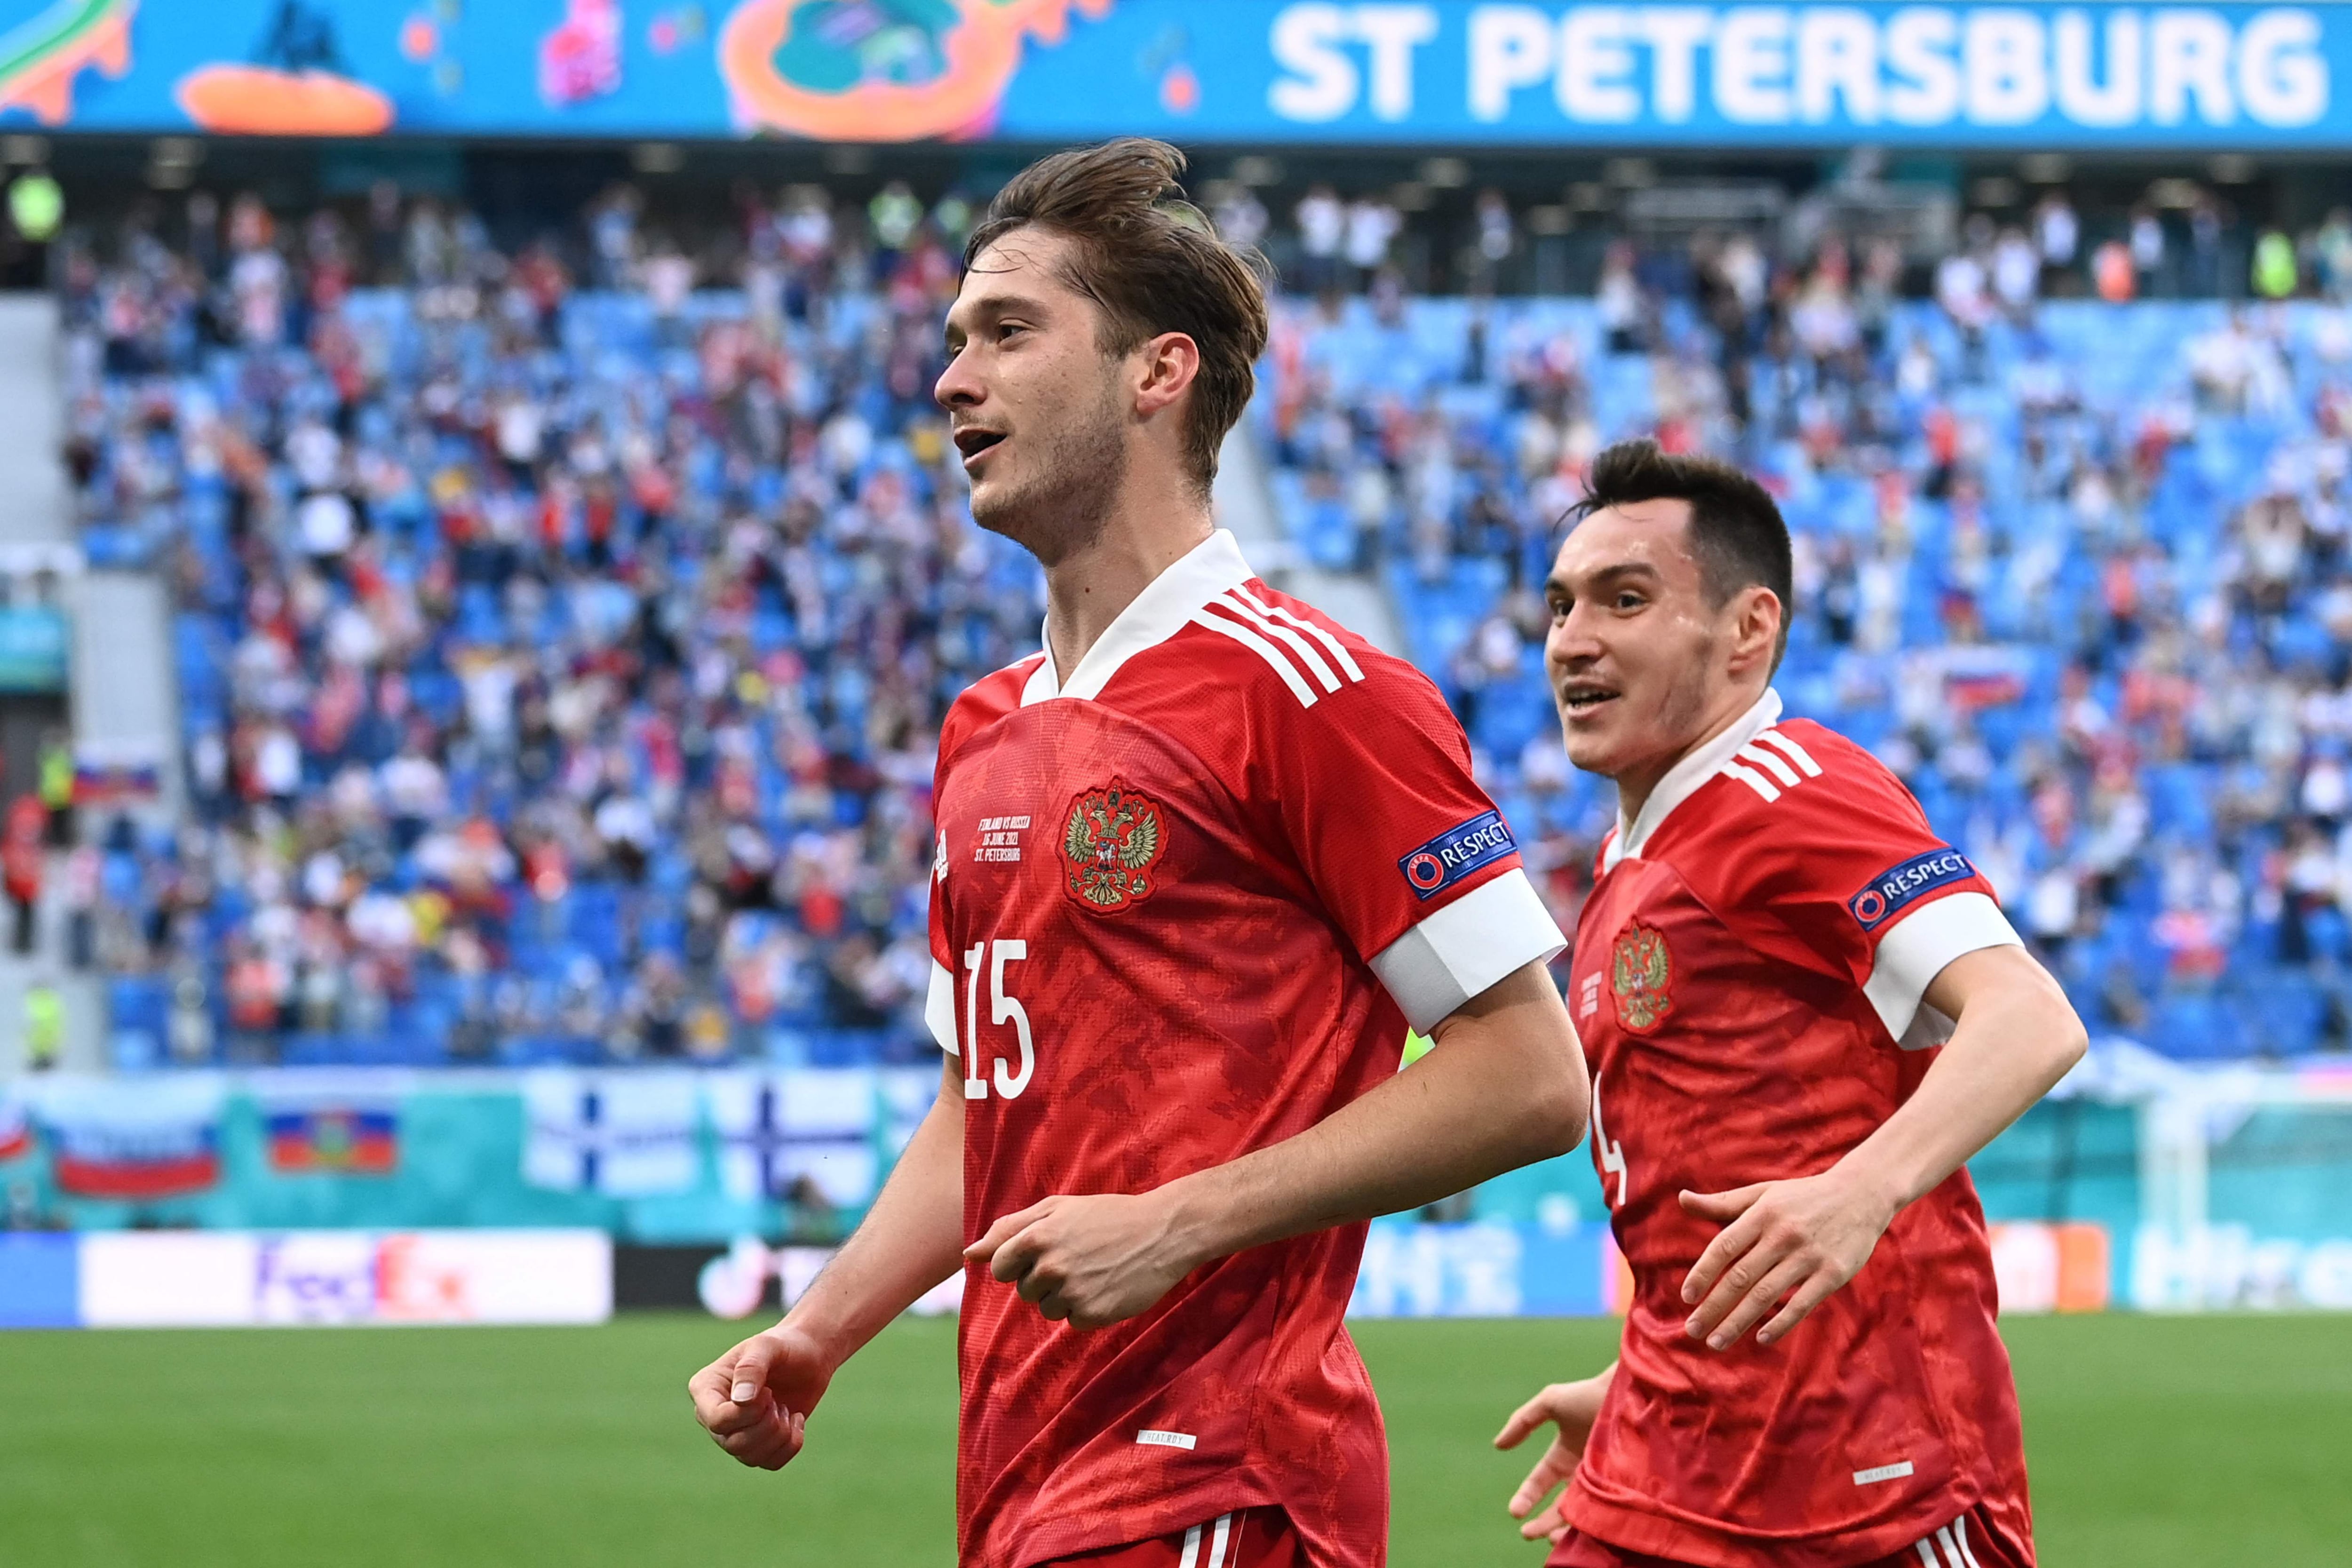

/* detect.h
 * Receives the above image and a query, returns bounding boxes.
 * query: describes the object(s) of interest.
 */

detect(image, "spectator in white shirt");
[1294,184,1344,294]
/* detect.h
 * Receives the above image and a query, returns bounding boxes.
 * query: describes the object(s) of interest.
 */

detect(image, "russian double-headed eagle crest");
[1060,780,1167,913]
[1611,922,1674,1033]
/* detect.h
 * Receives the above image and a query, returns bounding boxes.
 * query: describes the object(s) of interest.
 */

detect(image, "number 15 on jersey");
[963,939,1035,1101]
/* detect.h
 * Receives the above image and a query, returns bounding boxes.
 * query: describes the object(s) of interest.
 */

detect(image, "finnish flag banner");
[706,1069,880,1209]
[520,1070,699,1197]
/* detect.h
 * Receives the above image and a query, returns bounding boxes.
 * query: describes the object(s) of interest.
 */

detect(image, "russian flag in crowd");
[1938,645,2033,711]
[265,1106,399,1174]
[38,1077,224,1200]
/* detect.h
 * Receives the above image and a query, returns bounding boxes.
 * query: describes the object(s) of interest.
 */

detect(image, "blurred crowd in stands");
[55,170,2352,1064]
[65,181,1034,1068]
[1264,273,2352,1061]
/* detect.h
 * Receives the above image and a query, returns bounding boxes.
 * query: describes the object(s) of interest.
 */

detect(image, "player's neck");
[1039,501,1214,685]
[1613,683,1772,829]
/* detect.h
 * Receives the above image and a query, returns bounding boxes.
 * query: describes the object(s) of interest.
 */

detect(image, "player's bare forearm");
[962,959,1588,1329]
[1163,959,1590,1254]
[688,1055,964,1469]
[1829,944,2088,1211]
[1679,943,2087,1349]
[781,1052,968,1366]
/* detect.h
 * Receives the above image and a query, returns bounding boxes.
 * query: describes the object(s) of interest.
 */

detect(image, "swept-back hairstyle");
[1569,439,1795,669]
[965,138,1271,494]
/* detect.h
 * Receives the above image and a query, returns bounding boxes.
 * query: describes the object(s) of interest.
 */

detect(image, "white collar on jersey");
[1604,687,1784,872]
[1019,528,1254,706]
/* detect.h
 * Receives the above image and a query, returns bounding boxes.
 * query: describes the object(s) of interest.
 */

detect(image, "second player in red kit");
[691,141,1592,1568]
[1497,444,2089,1568]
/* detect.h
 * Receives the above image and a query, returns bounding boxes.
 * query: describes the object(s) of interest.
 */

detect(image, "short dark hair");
[1568,439,1794,669]
[965,138,1270,495]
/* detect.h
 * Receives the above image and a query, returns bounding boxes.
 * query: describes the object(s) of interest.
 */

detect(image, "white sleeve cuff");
[924,958,958,1055]
[1863,891,2022,1045]
[1368,868,1568,1033]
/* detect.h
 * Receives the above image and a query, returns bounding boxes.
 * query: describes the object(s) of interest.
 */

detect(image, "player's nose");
[1544,609,1605,666]
[935,348,984,411]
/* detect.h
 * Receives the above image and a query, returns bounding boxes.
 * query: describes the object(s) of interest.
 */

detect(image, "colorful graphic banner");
[3,1,2348,147]
[262,1102,399,1174]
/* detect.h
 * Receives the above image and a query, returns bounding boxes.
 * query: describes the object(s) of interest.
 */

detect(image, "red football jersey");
[924,530,1566,1568]
[1558,692,2034,1568]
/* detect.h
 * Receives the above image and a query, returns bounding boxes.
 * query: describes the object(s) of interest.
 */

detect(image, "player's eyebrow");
[944,293,1049,350]
[1546,560,1662,599]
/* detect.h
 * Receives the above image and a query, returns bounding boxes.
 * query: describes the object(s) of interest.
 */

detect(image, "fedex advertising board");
[74,1229,612,1328]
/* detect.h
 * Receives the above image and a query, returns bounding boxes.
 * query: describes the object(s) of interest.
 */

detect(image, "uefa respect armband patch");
[1848,848,1977,931]
[1398,810,1518,901]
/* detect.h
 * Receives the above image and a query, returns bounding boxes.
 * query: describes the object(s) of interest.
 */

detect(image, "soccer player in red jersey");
[688,140,1592,1568]
[1494,442,2089,1568]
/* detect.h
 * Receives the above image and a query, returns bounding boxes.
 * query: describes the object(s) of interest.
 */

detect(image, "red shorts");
[1550,1500,2028,1568]
[1043,1507,1301,1568]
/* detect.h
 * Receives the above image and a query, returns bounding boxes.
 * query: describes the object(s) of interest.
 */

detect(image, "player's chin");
[1557,705,1627,764]
[967,468,1024,529]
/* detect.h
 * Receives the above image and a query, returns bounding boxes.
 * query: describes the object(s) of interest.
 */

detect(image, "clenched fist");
[687,1321,836,1470]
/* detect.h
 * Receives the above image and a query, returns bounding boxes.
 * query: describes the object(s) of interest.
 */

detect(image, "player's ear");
[1726,585,1781,677]
[1131,331,1201,420]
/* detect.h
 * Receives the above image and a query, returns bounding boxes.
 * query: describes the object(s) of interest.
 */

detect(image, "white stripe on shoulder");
[1229,585,1366,682]
[1755,727,1823,776]
[1719,758,1781,802]
[924,959,957,1056]
[1212,591,1341,692]
[1191,608,1319,708]
[1735,741,1802,788]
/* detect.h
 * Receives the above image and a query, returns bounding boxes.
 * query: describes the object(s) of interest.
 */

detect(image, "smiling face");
[1542,497,1780,796]
[935,226,1133,567]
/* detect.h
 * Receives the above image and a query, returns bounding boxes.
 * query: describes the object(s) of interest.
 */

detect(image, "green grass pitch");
[2,1313,2347,1565]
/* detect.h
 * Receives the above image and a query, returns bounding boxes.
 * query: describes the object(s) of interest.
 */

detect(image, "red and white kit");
[926,531,1566,1568]
[1556,692,2036,1568]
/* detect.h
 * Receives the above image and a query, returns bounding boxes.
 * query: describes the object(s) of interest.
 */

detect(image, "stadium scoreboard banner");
[6,0,2351,148]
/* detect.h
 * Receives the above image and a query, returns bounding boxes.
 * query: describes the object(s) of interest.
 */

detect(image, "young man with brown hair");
[689,139,1590,1568]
